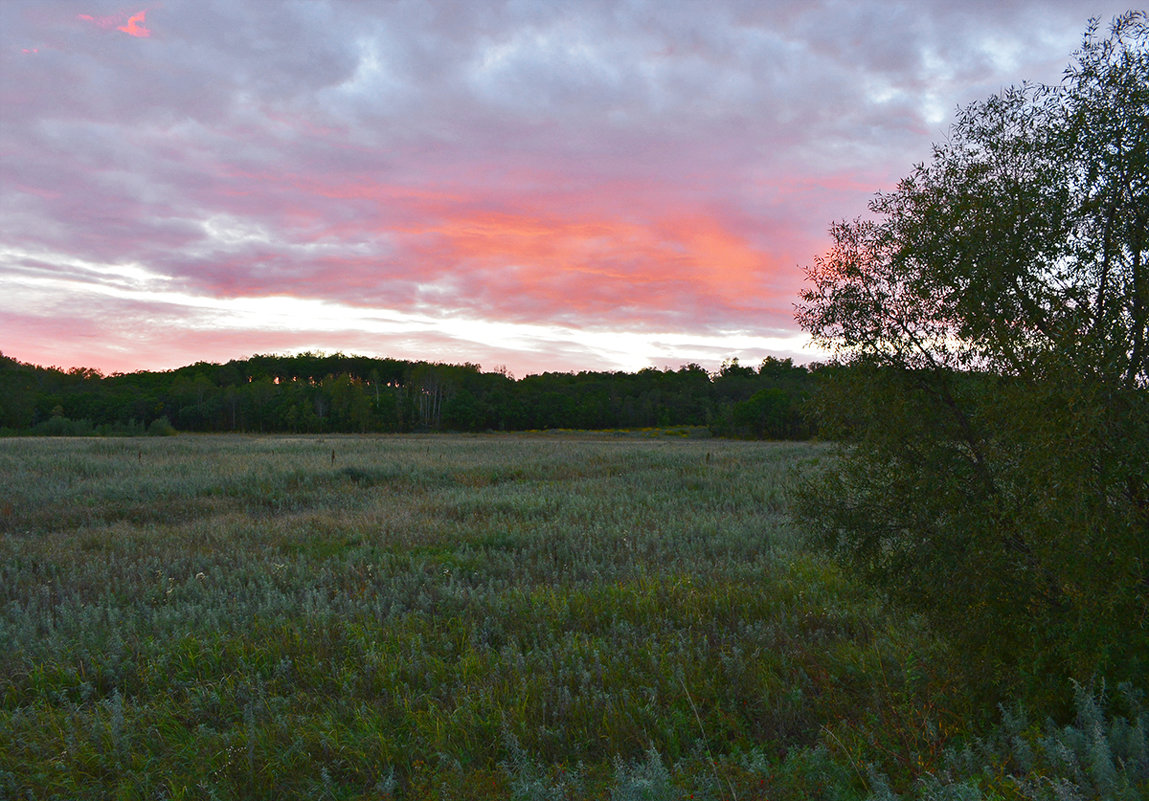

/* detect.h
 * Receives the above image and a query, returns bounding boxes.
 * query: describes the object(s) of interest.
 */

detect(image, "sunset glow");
[117,10,150,38]
[1,1,1129,376]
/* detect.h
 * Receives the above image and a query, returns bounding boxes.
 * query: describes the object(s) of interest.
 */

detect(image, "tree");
[794,13,1148,705]
[730,387,805,440]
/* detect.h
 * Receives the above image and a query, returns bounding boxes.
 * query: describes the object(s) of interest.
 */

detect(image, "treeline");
[0,351,817,439]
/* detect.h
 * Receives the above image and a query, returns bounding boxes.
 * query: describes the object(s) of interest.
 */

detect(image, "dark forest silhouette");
[0,351,816,439]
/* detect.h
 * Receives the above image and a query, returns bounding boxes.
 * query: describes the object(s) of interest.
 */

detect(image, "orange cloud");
[78,10,151,37]
[208,171,789,322]
[402,204,774,313]
[118,11,151,38]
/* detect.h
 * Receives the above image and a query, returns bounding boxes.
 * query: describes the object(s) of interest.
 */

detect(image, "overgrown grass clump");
[1,435,1141,799]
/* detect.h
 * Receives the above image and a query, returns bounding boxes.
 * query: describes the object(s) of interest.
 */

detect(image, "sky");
[0,1,1136,377]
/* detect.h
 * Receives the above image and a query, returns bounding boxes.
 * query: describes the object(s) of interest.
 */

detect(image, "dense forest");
[0,351,817,439]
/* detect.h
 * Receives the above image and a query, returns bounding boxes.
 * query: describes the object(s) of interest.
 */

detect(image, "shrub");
[147,415,177,436]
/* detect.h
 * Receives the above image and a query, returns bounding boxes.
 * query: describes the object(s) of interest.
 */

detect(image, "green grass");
[0,434,1065,799]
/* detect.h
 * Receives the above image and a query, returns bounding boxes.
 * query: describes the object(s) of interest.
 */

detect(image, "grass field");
[1,434,977,799]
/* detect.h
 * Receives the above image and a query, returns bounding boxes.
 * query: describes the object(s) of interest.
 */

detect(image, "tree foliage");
[794,13,1149,705]
[0,351,818,439]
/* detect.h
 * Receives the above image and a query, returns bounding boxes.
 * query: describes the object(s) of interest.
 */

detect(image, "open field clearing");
[2,434,967,799]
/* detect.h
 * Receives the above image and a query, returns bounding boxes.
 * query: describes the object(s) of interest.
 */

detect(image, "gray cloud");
[0,0,1135,373]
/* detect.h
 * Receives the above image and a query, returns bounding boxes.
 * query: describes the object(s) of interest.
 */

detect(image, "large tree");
[794,13,1148,704]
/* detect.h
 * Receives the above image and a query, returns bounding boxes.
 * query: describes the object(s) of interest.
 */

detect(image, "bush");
[878,682,1149,801]
[31,416,95,436]
[147,416,177,436]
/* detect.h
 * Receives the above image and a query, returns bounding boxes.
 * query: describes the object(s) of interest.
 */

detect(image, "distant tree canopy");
[0,351,819,439]
[795,13,1148,707]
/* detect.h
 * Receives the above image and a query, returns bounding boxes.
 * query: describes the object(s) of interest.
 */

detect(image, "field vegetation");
[2,435,1144,799]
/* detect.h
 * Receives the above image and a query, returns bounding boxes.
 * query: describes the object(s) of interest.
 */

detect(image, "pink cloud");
[7,1,1113,377]
[77,13,119,29]
[159,170,797,330]
[118,11,151,38]
[77,10,151,38]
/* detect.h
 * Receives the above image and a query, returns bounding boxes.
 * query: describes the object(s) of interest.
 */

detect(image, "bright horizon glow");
[1,1,1128,377]
[4,245,817,375]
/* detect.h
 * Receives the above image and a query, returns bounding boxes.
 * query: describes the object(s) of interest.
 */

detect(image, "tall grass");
[0,434,1090,799]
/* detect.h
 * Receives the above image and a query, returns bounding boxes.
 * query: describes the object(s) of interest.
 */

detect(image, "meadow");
[1,435,1139,800]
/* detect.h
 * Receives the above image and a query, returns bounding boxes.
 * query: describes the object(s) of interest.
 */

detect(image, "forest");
[0,351,816,439]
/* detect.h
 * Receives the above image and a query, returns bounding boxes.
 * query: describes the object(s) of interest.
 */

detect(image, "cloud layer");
[0,1,1131,374]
